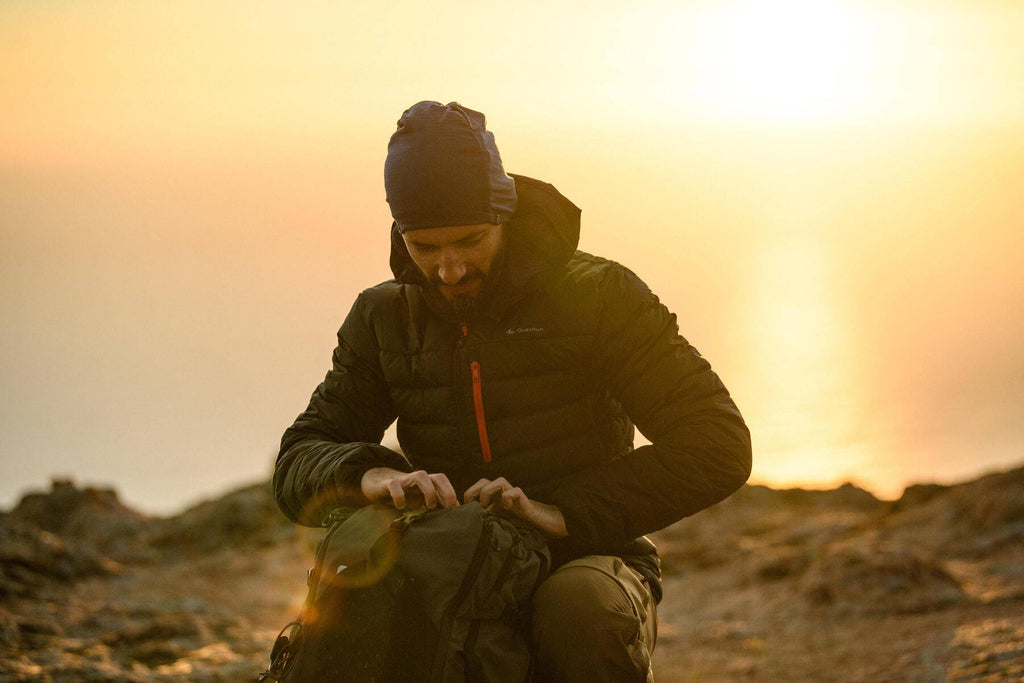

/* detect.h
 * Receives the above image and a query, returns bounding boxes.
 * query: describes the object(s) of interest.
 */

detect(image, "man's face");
[402,223,504,306]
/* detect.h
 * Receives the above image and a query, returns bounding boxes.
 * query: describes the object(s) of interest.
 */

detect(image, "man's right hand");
[360,467,459,510]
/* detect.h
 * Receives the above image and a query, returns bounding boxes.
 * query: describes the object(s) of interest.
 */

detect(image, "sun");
[685,0,878,123]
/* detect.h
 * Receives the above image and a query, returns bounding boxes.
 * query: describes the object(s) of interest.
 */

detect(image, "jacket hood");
[389,174,582,317]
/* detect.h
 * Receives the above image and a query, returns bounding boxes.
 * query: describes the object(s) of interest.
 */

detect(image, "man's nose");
[437,252,467,285]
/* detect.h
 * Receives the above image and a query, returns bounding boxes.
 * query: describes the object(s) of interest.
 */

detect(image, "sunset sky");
[3,0,1023,514]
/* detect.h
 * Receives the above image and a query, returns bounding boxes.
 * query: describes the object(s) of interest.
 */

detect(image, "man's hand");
[464,477,569,540]
[360,467,459,510]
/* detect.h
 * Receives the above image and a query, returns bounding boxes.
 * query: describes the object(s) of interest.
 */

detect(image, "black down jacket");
[274,175,752,595]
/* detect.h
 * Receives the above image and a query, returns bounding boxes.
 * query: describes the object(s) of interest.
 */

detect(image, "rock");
[3,465,1023,681]
[113,613,206,645]
[128,640,188,667]
[9,479,148,562]
[800,541,965,614]
[652,482,881,576]
[877,467,1024,557]
[6,478,150,573]
[16,615,64,637]
[892,482,949,509]
[752,547,812,582]
[0,515,121,599]
[0,607,22,648]
[146,482,297,556]
[729,481,881,514]
[947,617,1024,681]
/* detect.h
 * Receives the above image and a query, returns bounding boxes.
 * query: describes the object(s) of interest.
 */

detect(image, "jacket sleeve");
[273,293,411,526]
[546,266,752,554]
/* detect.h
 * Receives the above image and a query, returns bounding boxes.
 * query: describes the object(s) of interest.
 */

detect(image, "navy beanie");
[384,101,517,232]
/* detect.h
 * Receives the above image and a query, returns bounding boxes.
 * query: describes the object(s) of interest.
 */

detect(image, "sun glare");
[741,237,875,490]
[686,0,877,122]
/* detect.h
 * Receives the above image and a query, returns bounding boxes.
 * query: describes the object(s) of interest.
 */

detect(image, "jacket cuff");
[332,444,413,500]
[547,489,629,555]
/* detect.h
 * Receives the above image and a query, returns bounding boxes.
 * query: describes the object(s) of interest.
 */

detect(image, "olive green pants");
[531,555,657,682]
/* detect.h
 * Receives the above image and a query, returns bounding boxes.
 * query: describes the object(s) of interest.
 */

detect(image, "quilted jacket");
[273,175,752,597]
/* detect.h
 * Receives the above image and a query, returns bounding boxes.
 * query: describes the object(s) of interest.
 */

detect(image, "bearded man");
[273,101,752,681]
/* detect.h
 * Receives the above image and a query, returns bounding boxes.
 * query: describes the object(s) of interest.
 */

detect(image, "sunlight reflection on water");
[740,238,877,491]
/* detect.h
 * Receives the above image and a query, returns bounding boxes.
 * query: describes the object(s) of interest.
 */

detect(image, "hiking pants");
[531,555,657,682]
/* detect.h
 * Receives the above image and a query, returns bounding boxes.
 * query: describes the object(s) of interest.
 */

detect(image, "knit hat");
[384,101,517,232]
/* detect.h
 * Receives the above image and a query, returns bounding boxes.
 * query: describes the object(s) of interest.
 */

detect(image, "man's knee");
[531,556,656,682]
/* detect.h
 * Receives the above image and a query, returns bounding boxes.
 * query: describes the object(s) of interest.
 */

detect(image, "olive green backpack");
[259,502,551,682]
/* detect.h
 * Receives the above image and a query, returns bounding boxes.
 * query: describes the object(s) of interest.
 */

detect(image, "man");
[274,101,751,681]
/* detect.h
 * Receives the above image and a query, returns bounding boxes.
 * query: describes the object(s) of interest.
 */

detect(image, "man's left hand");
[464,477,569,540]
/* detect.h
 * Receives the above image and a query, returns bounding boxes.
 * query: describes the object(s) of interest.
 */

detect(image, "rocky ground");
[2,465,1022,682]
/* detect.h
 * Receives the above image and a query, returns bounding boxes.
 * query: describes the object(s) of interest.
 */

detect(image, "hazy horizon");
[4,0,1023,515]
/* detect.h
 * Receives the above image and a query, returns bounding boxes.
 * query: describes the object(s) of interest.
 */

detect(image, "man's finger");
[463,478,492,504]
[408,470,438,509]
[387,478,407,509]
[501,487,525,511]
[479,477,511,508]
[431,473,459,508]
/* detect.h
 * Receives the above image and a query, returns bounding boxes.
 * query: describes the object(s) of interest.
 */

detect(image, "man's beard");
[426,239,506,320]
[449,292,478,319]
[427,270,486,319]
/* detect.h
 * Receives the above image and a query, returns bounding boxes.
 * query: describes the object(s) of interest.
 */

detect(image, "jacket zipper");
[461,325,493,463]
[470,361,493,463]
